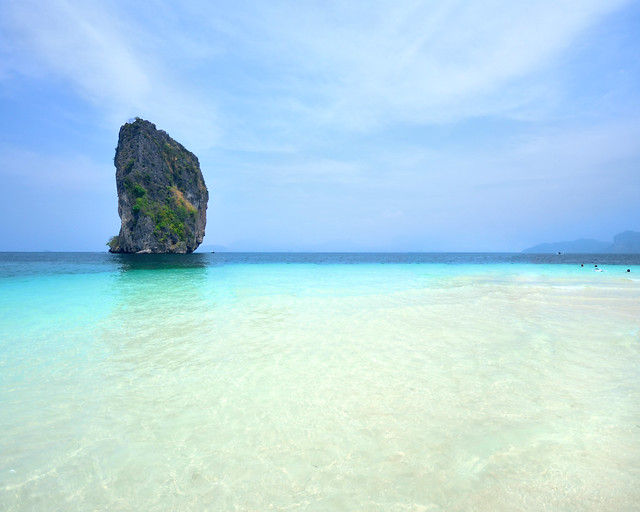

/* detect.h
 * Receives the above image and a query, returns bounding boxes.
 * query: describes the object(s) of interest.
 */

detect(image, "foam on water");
[1,253,639,510]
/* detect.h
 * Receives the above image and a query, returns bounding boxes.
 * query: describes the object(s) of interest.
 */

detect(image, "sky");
[1,0,639,252]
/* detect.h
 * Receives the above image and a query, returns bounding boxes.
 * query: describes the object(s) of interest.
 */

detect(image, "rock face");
[108,118,208,254]
[608,231,640,253]
[522,230,640,254]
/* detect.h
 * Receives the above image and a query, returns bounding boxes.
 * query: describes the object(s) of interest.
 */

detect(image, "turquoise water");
[1,253,639,511]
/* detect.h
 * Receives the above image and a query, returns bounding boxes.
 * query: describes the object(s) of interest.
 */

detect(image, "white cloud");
[3,0,632,141]
[3,0,148,107]
[1,0,220,150]
[212,0,632,128]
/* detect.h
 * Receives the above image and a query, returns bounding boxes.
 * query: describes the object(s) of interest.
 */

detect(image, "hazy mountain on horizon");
[197,231,640,254]
[522,230,640,254]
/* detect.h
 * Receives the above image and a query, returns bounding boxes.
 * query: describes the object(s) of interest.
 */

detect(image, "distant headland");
[107,118,208,254]
[522,230,640,254]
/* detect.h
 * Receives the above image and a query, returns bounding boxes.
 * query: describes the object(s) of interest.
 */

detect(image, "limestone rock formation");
[108,118,208,254]
[608,231,640,253]
[522,230,640,254]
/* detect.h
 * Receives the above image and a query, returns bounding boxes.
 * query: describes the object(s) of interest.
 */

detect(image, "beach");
[1,253,639,510]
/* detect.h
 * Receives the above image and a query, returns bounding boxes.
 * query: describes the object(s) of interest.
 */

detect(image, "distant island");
[108,118,208,254]
[522,230,640,254]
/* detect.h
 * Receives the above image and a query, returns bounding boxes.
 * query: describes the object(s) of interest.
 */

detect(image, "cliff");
[608,231,640,253]
[108,118,208,254]
[522,230,640,254]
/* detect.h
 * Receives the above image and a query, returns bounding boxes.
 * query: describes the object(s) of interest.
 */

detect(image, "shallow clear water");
[1,253,639,511]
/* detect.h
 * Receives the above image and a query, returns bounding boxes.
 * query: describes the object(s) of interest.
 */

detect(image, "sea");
[1,252,639,511]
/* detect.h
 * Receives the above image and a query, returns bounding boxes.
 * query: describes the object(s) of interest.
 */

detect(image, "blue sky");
[1,0,639,251]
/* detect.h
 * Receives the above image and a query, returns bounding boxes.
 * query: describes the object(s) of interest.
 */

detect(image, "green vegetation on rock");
[106,236,119,250]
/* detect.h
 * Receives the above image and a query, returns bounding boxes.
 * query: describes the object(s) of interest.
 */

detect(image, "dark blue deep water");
[1,251,639,278]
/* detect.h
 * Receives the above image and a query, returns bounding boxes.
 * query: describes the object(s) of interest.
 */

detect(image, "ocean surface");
[1,252,639,511]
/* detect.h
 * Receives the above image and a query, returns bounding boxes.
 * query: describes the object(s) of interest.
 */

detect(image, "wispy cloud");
[3,0,632,141]
[1,0,220,149]
[3,1,148,107]
[211,0,632,129]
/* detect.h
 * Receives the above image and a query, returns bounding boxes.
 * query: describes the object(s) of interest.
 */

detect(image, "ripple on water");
[0,255,639,510]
